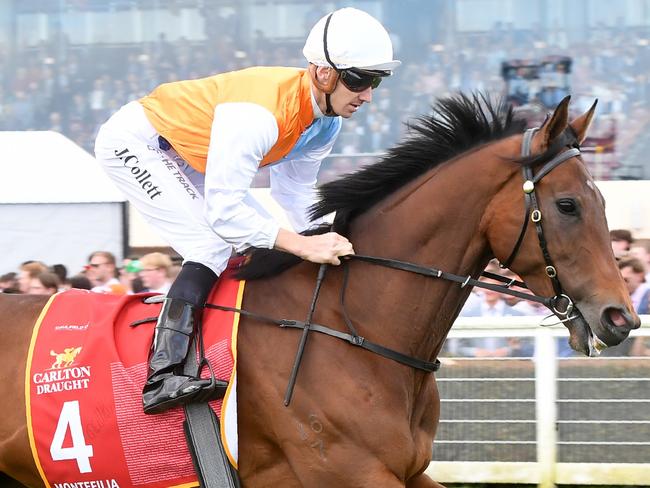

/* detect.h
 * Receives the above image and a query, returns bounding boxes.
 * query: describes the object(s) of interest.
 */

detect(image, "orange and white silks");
[95,67,340,276]
[140,67,332,173]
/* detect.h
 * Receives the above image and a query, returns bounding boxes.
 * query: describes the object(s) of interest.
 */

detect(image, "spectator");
[138,252,173,294]
[618,257,650,314]
[1,4,650,179]
[17,261,48,294]
[50,264,68,289]
[28,272,60,296]
[86,251,126,294]
[629,238,650,282]
[68,274,92,290]
[0,272,19,293]
[118,257,143,294]
[610,229,634,259]
[459,276,527,317]
[169,257,182,281]
[500,268,548,316]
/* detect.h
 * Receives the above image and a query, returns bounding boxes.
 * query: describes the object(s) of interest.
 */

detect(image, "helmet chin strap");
[325,93,337,117]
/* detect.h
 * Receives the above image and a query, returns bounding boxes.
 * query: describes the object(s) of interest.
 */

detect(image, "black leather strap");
[182,320,240,488]
[344,254,551,306]
[500,128,581,298]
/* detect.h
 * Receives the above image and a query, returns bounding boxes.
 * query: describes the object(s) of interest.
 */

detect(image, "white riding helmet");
[303,7,401,72]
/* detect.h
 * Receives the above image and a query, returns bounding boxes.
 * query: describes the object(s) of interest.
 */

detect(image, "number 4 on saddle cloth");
[25,261,244,488]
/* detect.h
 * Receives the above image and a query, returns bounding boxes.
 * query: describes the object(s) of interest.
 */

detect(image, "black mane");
[237,93,527,280]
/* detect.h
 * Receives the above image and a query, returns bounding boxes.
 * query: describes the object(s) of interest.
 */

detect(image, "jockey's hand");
[274,228,354,265]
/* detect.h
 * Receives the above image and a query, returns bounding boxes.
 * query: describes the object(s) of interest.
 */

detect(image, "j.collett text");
[114,147,163,199]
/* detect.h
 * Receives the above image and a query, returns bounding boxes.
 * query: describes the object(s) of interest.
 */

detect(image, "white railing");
[425,315,650,488]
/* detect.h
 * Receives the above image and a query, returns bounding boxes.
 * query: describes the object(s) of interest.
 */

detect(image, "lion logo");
[50,347,82,369]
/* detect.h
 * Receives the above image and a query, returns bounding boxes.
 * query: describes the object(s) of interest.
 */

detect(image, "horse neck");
[345,145,515,364]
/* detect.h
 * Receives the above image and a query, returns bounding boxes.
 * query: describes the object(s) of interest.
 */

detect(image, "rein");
[343,254,551,306]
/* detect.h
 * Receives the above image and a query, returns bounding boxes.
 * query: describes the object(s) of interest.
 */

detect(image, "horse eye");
[556,198,578,216]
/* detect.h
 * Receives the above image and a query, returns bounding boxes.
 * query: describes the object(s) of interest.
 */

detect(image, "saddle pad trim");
[220,279,245,468]
[25,293,59,488]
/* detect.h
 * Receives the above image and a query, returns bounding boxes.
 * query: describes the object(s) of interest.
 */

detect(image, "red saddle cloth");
[26,267,245,488]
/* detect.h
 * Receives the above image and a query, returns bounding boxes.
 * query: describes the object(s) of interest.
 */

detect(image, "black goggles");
[338,68,388,92]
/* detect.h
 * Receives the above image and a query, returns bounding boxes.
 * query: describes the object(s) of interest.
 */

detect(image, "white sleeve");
[204,102,281,251]
[269,131,336,232]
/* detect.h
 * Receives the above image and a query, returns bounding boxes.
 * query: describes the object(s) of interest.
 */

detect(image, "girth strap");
[183,339,240,488]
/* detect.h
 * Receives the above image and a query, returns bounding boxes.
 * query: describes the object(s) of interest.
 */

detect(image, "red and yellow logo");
[50,347,82,369]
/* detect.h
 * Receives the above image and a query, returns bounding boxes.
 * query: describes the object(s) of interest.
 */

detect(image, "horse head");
[486,96,640,356]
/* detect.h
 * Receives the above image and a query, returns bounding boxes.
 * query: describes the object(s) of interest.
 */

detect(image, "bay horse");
[0,94,639,487]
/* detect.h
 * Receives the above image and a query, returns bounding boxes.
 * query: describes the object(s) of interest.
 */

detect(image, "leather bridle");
[499,127,581,317]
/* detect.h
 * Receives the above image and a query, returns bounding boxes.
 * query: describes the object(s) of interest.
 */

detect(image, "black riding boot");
[142,262,222,415]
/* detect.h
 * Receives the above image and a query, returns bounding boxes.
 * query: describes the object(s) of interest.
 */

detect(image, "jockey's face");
[313,66,374,118]
[330,79,373,118]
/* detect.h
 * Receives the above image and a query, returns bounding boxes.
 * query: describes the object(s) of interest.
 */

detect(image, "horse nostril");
[606,308,627,327]
[603,307,639,330]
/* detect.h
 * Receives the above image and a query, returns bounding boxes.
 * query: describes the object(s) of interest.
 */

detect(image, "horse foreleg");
[406,473,446,488]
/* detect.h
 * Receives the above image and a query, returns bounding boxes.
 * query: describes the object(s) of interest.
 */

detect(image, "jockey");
[94,7,400,414]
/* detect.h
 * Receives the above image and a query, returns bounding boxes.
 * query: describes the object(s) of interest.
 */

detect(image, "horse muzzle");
[598,305,640,343]
[563,304,639,357]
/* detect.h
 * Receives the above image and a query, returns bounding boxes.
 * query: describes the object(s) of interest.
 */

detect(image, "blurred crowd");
[2,12,650,182]
[0,250,179,297]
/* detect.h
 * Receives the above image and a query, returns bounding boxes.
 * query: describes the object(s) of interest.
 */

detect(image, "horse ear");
[569,99,598,145]
[537,95,571,150]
